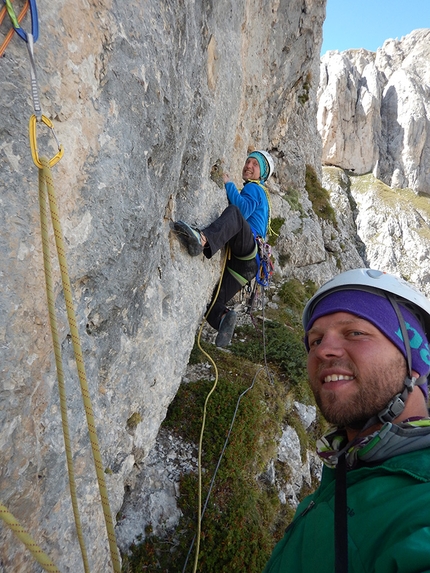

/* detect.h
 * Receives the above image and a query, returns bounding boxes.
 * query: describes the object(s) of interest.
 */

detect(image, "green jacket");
[263,447,430,573]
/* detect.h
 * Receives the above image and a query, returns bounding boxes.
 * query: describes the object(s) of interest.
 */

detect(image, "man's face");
[306,312,407,428]
[242,157,261,181]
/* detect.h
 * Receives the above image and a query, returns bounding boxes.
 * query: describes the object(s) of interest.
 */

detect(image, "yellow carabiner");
[29,114,64,168]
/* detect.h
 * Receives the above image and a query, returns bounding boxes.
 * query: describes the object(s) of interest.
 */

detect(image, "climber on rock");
[174,150,275,347]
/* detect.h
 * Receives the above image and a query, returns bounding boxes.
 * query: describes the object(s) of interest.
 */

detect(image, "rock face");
[318,29,430,194]
[323,167,430,297]
[0,1,334,571]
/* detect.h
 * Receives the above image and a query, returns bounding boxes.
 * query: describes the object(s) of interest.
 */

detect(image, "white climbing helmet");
[257,150,275,181]
[248,150,275,181]
[303,268,430,336]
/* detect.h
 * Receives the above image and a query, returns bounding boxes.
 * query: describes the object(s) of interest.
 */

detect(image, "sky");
[321,0,430,55]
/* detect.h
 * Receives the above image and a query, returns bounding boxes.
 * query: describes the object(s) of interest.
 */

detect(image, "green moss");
[189,339,206,364]
[126,412,142,431]
[284,187,305,216]
[269,217,285,240]
[229,323,307,389]
[278,252,290,267]
[122,278,323,572]
[123,365,288,572]
[278,278,317,317]
[305,165,337,227]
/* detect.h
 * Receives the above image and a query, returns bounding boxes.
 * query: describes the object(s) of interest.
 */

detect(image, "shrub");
[278,278,317,317]
[305,165,337,227]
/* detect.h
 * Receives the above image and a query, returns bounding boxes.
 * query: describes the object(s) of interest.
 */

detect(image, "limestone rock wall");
[318,29,430,194]
[323,167,430,297]
[0,1,330,571]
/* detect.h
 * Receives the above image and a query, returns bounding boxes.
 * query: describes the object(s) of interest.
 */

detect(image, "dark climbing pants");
[202,205,258,330]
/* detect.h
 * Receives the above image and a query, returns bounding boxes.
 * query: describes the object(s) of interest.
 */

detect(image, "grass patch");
[123,365,290,572]
[230,323,308,393]
[269,217,285,241]
[305,165,337,227]
[122,278,323,572]
[278,278,317,318]
[284,187,305,216]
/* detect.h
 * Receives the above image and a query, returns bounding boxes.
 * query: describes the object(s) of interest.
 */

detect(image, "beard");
[311,355,407,428]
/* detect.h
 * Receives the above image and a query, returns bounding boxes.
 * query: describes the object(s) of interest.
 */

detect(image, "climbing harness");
[247,180,276,287]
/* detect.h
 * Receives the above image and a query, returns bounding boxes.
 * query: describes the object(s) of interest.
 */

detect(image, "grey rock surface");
[5,6,430,569]
[1,1,330,571]
[322,166,430,297]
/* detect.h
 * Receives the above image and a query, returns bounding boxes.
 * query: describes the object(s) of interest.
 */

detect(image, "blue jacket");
[225,180,269,238]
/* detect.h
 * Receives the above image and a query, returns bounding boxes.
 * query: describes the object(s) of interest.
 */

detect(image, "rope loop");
[29,114,64,168]
[0,1,29,57]
[4,0,38,42]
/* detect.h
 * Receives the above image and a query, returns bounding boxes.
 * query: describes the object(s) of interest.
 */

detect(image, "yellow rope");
[192,246,229,573]
[38,163,90,573]
[0,504,60,572]
[38,156,121,573]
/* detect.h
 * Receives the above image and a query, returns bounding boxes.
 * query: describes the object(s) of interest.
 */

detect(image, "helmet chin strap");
[338,295,423,446]
[356,294,421,434]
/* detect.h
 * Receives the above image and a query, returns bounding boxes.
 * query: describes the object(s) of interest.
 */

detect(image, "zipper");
[283,500,316,536]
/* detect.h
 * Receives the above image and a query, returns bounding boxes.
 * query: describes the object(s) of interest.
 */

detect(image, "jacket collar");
[317,419,430,470]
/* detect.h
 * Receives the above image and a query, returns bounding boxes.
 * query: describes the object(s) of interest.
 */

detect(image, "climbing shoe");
[173,220,203,256]
[215,310,237,348]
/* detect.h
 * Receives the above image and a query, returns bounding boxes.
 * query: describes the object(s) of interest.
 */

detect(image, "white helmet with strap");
[257,150,275,180]
[248,150,275,181]
[303,268,430,426]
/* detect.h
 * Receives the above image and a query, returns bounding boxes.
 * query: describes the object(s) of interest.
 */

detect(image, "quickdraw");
[1,0,41,117]
[255,236,274,287]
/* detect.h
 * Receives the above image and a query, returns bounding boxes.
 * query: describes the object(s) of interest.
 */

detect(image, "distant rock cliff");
[322,167,430,297]
[318,29,430,194]
[318,29,430,297]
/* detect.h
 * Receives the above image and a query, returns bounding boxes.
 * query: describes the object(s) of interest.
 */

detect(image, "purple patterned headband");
[305,289,430,399]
